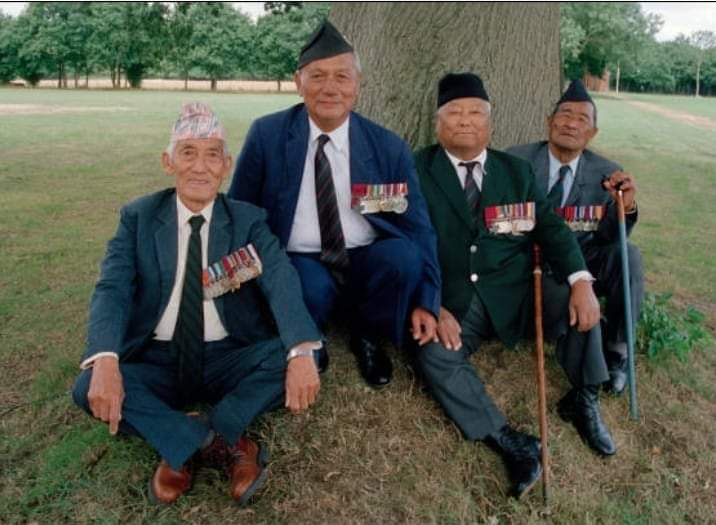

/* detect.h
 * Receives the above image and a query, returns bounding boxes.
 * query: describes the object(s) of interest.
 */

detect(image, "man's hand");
[411,307,438,346]
[569,279,601,332]
[602,170,636,211]
[285,355,320,414]
[87,356,124,435]
[436,307,462,351]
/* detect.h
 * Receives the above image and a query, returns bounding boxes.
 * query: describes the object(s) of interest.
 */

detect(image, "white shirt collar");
[443,148,488,174]
[176,194,215,227]
[548,148,580,176]
[308,115,350,153]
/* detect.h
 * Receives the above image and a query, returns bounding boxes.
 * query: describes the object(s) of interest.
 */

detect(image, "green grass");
[1,87,715,524]
[618,91,716,120]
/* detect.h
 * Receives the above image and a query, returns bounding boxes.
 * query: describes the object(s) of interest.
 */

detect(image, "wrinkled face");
[294,52,361,132]
[548,101,598,153]
[435,97,492,158]
[161,138,231,212]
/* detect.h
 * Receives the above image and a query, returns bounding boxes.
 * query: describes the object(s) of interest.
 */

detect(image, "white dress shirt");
[547,150,580,208]
[153,196,228,341]
[287,116,377,252]
[444,148,488,190]
[444,147,592,287]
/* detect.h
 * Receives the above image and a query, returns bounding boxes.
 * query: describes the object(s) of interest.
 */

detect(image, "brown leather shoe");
[229,436,269,505]
[148,460,192,504]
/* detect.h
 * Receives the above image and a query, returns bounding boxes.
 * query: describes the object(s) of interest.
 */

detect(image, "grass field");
[1,88,714,524]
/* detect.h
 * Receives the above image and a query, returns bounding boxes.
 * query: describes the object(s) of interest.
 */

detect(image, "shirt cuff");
[567,271,595,286]
[80,352,119,370]
[286,340,323,361]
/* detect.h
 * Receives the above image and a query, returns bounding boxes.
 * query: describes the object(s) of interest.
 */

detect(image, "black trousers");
[417,283,609,441]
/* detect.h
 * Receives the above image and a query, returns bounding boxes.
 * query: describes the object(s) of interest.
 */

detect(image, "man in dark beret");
[229,21,441,387]
[413,73,617,498]
[507,79,643,395]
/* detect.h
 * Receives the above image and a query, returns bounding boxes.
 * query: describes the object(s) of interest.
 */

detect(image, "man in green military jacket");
[413,73,616,499]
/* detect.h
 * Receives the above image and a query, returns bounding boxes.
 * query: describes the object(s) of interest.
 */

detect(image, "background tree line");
[0,1,329,89]
[561,2,716,96]
[1,2,715,97]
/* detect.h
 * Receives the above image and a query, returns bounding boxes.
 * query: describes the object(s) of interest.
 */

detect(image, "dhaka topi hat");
[171,102,225,143]
[557,79,594,106]
[438,72,490,108]
[297,20,354,69]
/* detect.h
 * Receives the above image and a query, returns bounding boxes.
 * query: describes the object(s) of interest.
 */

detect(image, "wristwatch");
[286,347,316,362]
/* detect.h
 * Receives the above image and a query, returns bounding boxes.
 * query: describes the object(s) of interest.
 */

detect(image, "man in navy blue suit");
[72,103,322,505]
[229,21,441,387]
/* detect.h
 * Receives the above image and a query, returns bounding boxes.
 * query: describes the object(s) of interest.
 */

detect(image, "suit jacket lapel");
[481,152,510,227]
[533,143,551,195]
[154,193,178,314]
[208,195,231,326]
[348,114,380,184]
[283,106,310,241]
[429,147,473,229]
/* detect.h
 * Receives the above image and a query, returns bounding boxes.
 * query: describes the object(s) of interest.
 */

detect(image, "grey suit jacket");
[506,141,637,247]
[83,188,321,364]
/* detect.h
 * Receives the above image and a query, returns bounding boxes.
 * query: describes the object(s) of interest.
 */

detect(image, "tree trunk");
[277,79,281,92]
[211,78,217,91]
[330,2,561,150]
[695,59,701,97]
[615,62,621,96]
[184,73,188,91]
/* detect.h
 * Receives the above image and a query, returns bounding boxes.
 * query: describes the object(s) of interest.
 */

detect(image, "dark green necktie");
[174,214,205,392]
[548,165,571,209]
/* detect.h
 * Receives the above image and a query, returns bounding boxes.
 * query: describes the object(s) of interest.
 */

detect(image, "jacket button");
[470,245,477,253]
[470,273,478,283]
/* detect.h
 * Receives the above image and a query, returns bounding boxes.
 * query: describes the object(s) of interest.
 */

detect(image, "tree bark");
[330,2,561,150]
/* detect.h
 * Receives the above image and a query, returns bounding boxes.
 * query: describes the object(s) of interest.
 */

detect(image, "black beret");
[557,79,594,105]
[297,20,354,69]
[437,72,489,108]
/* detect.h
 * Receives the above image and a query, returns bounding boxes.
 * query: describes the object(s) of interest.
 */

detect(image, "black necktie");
[315,134,349,269]
[174,214,205,392]
[459,161,481,216]
[548,165,571,209]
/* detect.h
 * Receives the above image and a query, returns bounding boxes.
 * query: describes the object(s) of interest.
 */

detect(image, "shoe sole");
[512,463,543,500]
[236,446,270,506]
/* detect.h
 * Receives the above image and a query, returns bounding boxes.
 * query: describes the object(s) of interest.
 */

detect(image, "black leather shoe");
[603,351,627,395]
[558,387,617,456]
[314,346,329,374]
[350,336,392,387]
[486,425,542,499]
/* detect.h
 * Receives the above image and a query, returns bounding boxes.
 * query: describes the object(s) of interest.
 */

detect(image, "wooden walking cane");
[532,245,549,504]
[615,188,639,420]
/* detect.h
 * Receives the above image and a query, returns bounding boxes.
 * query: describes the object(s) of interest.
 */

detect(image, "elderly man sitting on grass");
[72,102,322,505]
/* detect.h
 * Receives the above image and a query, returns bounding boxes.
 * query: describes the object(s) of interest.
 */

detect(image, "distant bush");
[638,292,712,361]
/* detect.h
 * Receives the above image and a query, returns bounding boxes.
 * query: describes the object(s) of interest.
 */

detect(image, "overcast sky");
[1,2,714,42]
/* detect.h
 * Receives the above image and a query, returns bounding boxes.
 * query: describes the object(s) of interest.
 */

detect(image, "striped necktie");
[173,214,205,392]
[315,134,349,269]
[459,161,481,217]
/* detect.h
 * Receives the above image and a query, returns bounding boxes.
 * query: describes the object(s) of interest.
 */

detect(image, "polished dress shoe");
[558,386,617,456]
[486,425,542,499]
[149,460,192,504]
[604,350,628,395]
[314,346,329,374]
[350,336,392,387]
[229,436,269,505]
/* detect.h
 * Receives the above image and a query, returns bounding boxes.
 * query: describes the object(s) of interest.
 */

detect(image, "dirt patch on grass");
[625,100,716,131]
[0,104,131,115]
